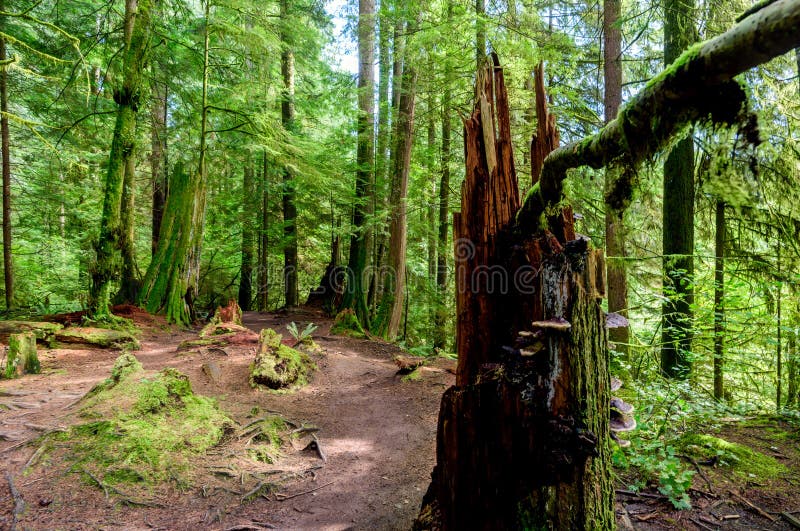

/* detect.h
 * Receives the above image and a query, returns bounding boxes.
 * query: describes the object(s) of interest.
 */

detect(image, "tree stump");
[416,55,613,530]
[5,332,39,378]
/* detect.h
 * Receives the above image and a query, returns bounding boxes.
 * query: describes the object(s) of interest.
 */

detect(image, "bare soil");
[0,308,454,530]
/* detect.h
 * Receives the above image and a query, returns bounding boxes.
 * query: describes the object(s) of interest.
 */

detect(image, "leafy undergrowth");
[44,354,234,491]
[612,378,800,526]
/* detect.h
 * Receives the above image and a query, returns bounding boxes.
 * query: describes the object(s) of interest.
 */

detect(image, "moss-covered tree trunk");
[714,200,725,399]
[257,151,270,311]
[340,0,375,328]
[138,0,209,326]
[90,0,152,319]
[604,0,629,358]
[417,56,613,530]
[661,0,696,379]
[150,70,168,257]
[280,0,298,308]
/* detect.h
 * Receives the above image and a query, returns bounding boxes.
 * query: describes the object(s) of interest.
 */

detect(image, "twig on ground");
[6,472,25,531]
[677,454,714,493]
[781,511,800,529]
[729,490,777,522]
[274,480,334,501]
[241,481,275,503]
[689,517,715,531]
[615,489,669,500]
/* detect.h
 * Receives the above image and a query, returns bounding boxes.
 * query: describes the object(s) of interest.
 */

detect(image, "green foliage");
[286,321,318,343]
[330,309,367,339]
[625,442,695,509]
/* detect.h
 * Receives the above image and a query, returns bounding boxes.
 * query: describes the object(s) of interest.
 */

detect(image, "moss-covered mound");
[330,309,366,339]
[250,328,315,390]
[678,433,787,480]
[55,354,232,488]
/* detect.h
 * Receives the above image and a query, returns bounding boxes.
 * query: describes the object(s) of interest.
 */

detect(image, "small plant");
[628,441,694,509]
[287,321,318,343]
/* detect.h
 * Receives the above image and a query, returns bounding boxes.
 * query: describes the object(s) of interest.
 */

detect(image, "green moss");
[57,327,140,349]
[678,434,787,479]
[51,354,231,490]
[401,368,422,382]
[250,329,315,390]
[330,309,367,339]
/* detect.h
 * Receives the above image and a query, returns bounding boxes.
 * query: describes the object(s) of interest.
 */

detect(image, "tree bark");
[603,0,629,357]
[475,0,486,71]
[340,0,376,328]
[0,2,13,311]
[150,73,168,256]
[713,200,725,399]
[376,30,417,340]
[90,0,152,319]
[417,56,613,530]
[257,151,270,311]
[138,0,209,325]
[238,157,256,311]
[280,0,298,308]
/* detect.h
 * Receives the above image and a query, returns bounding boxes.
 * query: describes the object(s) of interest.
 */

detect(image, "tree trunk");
[603,0,629,358]
[340,0,375,328]
[417,56,613,530]
[776,241,782,411]
[118,133,140,303]
[150,73,168,256]
[238,157,255,311]
[426,87,437,341]
[280,0,298,308]
[475,0,486,71]
[138,0,209,325]
[433,2,453,351]
[376,30,417,340]
[660,0,696,379]
[713,200,725,400]
[257,151,270,311]
[90,0,152,319]
[0,5,13,311]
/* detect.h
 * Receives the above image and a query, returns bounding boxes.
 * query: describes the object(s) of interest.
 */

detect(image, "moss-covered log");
[56,327,140,350]
[250,328,315,389]
[0,320,62,345]
[516,0,800,232]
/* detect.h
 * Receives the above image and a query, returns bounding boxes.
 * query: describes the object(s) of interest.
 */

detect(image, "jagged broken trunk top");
[420,55,614,530]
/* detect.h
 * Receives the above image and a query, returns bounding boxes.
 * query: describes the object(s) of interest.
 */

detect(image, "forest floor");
[0,307,797,530]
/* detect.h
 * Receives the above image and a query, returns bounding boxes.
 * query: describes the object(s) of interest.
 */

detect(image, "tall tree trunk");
[90,0,152,319]
[280,0,298,308]
[238,157,255,311]
[475,0,486,70]
[776,241,782,411]
[257,151,270,311]
[118,136,140,303]
[713,200,725,400]
[603,0,629,358]
[417,57,613,530]
[426,88,437,342]
[434,2,453,352]
[340,0,376,328]
[0,4,13,311]
[150,73,168,256]
[661,0,696,379]
[376,29,417,340]
[138,0,209,325]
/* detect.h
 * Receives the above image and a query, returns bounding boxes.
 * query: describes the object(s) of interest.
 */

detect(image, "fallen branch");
[615,489,669,501]
[274,480,334,501]
[517,0,800,232]
[240,481,275,503]
[689,517,716,531]
[5,472,25,531]
[728,490,777,522]
[782,511,800,529]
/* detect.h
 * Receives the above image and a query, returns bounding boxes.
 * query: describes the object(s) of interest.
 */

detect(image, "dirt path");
[0,309,453,530]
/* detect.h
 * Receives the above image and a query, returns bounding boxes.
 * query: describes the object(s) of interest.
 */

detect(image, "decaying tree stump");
[417,55,613,530]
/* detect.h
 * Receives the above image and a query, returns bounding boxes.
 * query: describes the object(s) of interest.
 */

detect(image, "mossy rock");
[330,309,367,339]
[56,327,140,349]
[51,354,232,489]
[677,433,787,480]
[250,329,315,390]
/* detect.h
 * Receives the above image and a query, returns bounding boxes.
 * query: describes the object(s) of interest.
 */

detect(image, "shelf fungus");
[605,312,629,329]
[609,379,636,448]
[531,317,572,332]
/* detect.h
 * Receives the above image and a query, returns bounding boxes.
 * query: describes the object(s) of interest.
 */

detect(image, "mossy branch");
[517,0,800,233]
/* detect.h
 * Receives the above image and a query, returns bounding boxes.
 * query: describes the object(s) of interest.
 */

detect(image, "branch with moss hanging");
[516,0,800,234]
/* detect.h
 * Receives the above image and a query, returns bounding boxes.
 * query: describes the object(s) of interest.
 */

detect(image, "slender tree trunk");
[90,0,152,319]
[777,241,782,411]
[661,0,696,379]
[603,0,629,357]
[426,63,437,342]
[280,0,298,308]
[0,5,13,311]
[238,157,255,311]
[377,28,417,340]
[475,0,486,69]
[713,200,725,400]
[150,74,168,256]
[118,136,139,303]
[340,0,376,328]
[257,151,270,311]
[139,0,209,325]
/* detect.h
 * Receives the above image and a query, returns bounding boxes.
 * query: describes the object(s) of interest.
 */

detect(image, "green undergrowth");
[50,353,233,489]
[250,328,315,390]
[330,309,367,339]
[677,433,787,480]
